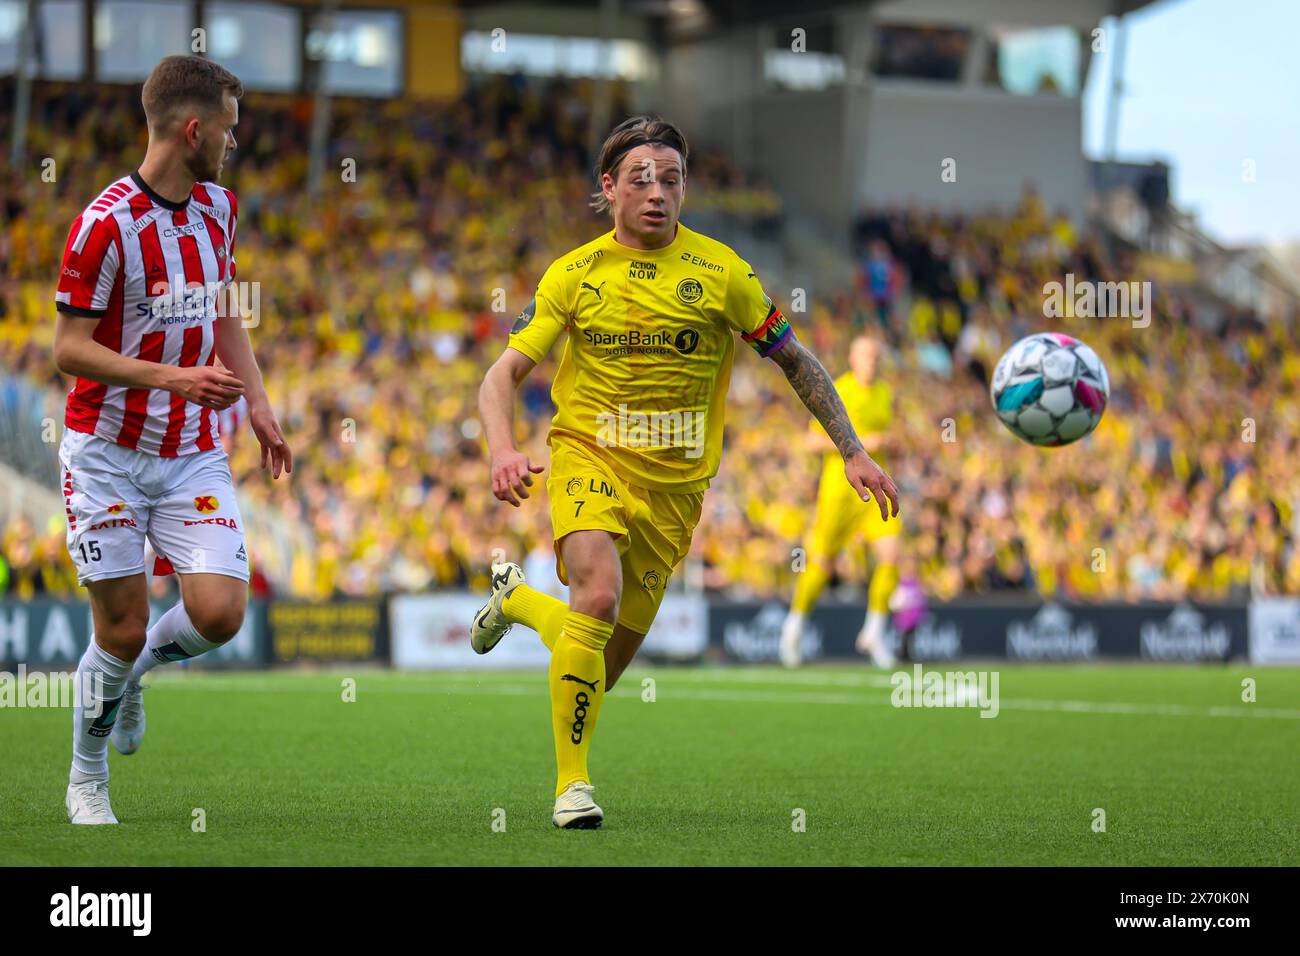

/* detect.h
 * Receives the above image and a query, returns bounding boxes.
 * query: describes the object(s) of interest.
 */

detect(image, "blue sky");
[1082,0,1300,245]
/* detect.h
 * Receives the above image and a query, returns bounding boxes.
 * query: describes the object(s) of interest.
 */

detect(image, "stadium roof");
[458,0,1167,29]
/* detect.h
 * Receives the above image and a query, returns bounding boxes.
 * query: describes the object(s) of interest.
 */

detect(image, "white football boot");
[779,611,803,668]
[111,679,146,755]
[66,780,118,825]
[856,612,896,668]
[470,562,525,654]
[552,782,604,829]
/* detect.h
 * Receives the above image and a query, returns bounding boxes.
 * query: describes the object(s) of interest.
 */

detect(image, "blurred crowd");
[1,76,1297,605]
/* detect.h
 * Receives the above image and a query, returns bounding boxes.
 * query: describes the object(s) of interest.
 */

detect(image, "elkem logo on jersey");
[194,496,219,514]
[679,252,724,273]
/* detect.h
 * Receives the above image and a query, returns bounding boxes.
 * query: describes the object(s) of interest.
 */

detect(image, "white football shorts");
[59,429,249,585]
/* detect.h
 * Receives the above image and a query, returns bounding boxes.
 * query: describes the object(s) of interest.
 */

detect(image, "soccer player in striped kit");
[53,56,291,824]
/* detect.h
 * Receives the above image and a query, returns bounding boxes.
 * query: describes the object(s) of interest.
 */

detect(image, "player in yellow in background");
[474,115,900,829]
[780,335,902,668]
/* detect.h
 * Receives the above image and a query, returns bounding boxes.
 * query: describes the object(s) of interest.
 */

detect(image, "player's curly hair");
[590,115,689,214]
[142,55,243,132]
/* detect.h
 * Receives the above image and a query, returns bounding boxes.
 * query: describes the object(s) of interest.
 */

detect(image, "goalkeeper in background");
[781,335,901,668]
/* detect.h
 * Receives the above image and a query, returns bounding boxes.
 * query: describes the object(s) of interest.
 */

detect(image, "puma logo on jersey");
[580,281,606,300]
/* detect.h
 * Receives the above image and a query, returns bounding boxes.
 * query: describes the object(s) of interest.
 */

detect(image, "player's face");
[850,338,879,381]
[607,145,684,248]
[186,90,238,182]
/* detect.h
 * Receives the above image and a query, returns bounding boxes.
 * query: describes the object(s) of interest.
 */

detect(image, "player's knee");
[186,598,246,644]
[96,615,149,661]
[570,585,619,623]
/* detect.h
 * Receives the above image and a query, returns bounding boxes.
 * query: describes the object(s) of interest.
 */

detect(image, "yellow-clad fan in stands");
[474,115,900,829]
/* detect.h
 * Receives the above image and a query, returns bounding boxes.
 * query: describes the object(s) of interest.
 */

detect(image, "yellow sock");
[868,561,899,614]
[501,583,569,651]
[791,561,832,615]
[549,610,612,796]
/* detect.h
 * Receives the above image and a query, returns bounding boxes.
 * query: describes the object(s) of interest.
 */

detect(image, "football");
[990,332,1109,446]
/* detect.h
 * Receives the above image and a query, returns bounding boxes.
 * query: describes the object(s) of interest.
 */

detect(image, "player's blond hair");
[590,115,689,214]
[142,55,243,133]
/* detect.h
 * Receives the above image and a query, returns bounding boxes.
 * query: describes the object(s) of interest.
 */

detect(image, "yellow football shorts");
[547,439,704,634]
[806,465,899,560]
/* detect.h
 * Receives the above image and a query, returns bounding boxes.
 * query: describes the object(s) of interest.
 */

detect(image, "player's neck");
[612,221,678,252]
[136,149,196,208]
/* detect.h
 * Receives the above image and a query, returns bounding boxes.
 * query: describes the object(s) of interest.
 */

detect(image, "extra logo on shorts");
[565,478,583,497]
[194,496,218,513]
[642,570,662,590]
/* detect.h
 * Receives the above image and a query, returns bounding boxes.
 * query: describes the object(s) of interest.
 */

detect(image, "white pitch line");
[145,675,1300,719]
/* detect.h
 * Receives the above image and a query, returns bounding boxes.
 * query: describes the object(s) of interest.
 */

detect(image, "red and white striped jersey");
[55,171,238,457]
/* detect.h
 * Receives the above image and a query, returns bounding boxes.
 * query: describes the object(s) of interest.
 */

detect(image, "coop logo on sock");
[50,886,151,936]
[570,690,592,744]
[193,495,218,513]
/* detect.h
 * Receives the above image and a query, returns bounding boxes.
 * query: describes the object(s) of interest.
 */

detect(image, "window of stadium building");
[986,25,1080,96]
[871,23,971,82]
[205,1,300,93]
[94,0,194,82]
[763,49,845,90]
[305,8,402,97]
[460,30,654,82]
[0,0,86,78]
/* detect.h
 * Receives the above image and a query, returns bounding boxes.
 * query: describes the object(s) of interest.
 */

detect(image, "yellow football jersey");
[817,372,893,484]
[509,223,791,493]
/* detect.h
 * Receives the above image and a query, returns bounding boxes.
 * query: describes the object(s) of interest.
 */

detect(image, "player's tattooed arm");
[770,338,863,459]
[770,338,900,519]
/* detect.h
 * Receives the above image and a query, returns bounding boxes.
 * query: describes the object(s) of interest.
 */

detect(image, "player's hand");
[168,366,245,410]
[845,449,900,521]
[249,402,292,479]
[491,450,545,508]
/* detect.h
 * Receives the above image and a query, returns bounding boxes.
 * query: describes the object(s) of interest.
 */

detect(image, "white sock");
[130,602,221,682]
[781,610,805,642]
[862,610,886,646]
[70,641,133,784]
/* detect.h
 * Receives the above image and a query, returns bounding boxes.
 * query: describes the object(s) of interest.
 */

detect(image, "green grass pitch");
[2,665,1296,866]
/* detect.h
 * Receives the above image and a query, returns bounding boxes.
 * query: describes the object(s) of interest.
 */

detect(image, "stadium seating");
[1,77,1295,603]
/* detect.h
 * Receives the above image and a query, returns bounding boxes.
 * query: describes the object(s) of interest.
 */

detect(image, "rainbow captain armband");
[742,304,793,357]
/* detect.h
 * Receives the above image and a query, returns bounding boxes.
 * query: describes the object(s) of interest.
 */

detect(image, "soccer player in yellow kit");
[780,335,901,668]
[474,116,899,829]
